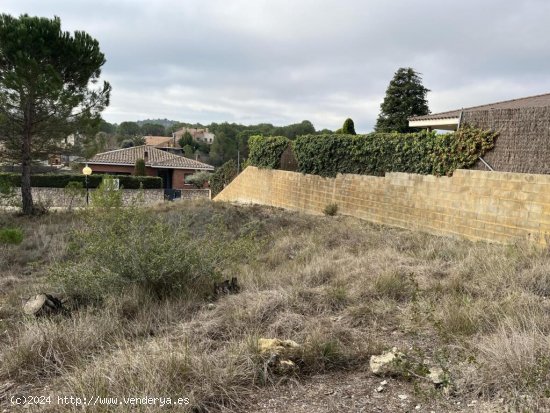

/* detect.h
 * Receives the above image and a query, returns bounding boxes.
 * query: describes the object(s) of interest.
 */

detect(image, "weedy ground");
[1,200,549,412]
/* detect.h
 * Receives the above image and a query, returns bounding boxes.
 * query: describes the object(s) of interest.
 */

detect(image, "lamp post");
[82,164,92,205]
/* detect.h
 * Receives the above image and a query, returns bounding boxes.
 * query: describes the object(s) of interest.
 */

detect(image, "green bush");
[90,177,123,209]
[134,158,146,176]
[49,207,212,303]
[64,181,85,210]
[248,135,291,169]
[210,160,238,197]
[248,125,497,178]
[0,173,162,189]
[185,171,211,189]
[0,228,24,245]
[49,206,257,304]
[0,174,18,208]
[341,118,356,135]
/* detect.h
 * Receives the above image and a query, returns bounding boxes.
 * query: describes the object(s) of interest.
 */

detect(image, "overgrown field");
[1,200,549,412]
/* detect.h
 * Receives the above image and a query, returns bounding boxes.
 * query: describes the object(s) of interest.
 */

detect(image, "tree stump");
[23,293,64,317]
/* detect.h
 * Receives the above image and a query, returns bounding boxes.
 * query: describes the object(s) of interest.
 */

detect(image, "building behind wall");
[409,93,550,174]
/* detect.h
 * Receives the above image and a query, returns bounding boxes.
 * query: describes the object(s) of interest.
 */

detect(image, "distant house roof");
[87,145,214,170]
[409,92,550,122]
[144,136,175,147]
[173,127,215,144]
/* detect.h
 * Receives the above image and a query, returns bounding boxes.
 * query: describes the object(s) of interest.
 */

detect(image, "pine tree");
[0,15,110,214]
[342,118,356,135]
[375,68,429,133]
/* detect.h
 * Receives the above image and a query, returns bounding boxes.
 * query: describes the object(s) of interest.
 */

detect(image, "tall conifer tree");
[375,68,429,133]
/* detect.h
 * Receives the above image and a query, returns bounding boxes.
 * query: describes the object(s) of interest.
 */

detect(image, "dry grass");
[1,200,550,411]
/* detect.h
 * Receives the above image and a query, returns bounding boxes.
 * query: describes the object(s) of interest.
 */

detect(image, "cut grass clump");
[61,338,261,413]
[0,310,124,382]
[0,227,23,245]
[372,270,417,301]
[472,318,550,406]
[434,298,480,338]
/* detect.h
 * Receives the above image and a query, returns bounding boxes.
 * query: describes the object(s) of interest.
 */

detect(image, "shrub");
[248,135,291,169]
[90,176,123,209]
[186,171,211,188]
[134,158,146,176]
[210,159,238,197]
[341,118,356,135]
[49,206,257,304]
[0,174,18,208]
[372,271,417,302]
[50,207,213,303]
[63,181,85,210]
[0,174,15,197]
[323,203,338,216]
[0,228,23,245]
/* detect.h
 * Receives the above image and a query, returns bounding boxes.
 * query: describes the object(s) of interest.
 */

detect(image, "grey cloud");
[3,0,550,132]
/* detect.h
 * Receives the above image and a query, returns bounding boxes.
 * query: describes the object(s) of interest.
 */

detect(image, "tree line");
[80,119,322,167]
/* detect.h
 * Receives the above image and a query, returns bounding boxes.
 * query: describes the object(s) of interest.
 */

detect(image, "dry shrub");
[191,290,291,342]
[0,310,124,382]
[299,256,337,287]
[266,311,309,337]
[60,338,261,413]
[371,270,417,302]
[323,203,338,216]
[473,317,550,405]
[520,261,550,298]
[345,299,398,329]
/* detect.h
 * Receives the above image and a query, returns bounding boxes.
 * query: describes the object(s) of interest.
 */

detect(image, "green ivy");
[248,135,291,169]
[249,126,497,177]
[210,159,238,197]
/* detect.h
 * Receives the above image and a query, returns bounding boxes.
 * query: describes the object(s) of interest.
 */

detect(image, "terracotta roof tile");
[87,145,214,170]
[144,136,175,147]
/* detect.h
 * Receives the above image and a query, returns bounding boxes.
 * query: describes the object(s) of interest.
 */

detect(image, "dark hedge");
[210,159,238,197]
[0,173,163,189]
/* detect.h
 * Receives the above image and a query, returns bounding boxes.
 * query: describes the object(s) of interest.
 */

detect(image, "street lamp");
[82,164,92,205]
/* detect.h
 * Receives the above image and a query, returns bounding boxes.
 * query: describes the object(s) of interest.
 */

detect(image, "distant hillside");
[135,119,179,128]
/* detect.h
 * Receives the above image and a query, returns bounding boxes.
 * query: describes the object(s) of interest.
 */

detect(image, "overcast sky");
[3,0,550,132]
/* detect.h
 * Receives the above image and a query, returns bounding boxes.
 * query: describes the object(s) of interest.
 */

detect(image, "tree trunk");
[21,101,34,215]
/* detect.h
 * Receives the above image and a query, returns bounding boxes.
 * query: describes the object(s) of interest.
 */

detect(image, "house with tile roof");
[173,127,215,144]
[408,92,550,174]
[144,135,177,148]
[86,145,214,190]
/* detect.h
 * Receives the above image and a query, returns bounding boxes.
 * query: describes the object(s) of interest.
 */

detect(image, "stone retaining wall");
[0,187,164,208]
[215,166,550,245]
[179,189,211,200]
